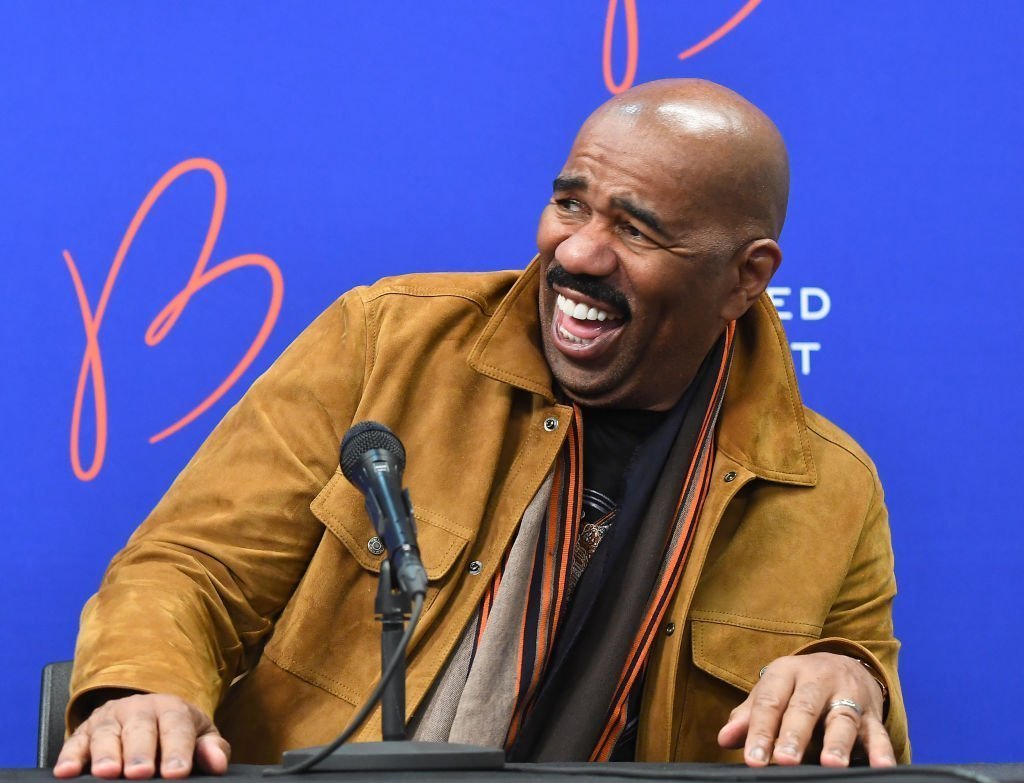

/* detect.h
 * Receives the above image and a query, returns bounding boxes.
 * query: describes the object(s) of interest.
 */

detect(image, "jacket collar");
[718,296,817,486]
[468,259,557,402]
[468,258,816,486]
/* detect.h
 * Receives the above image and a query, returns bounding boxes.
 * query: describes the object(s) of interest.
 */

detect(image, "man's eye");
[622,223,647,240]
[555,198,583,212]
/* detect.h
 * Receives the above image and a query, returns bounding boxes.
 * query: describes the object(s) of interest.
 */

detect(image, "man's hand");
[53,693,230,779]
[717,652,895,768]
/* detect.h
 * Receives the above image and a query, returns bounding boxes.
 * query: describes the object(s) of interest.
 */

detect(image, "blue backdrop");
[3,0,1022,766]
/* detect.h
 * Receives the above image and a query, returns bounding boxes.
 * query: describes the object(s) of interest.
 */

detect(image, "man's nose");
[554,222,618,279]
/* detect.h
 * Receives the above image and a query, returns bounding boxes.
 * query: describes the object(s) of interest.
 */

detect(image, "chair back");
[38,660,73,768]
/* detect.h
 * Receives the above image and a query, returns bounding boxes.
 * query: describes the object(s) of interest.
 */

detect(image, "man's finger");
[156,706,200,779]
[862,715,898,767]
[771,679,827,765]
[120,710,160,780]
[87,714,127,779]
[717,698,752,749]
[53,728,90,779]
[195,732,231,775]
[819,702,861,767]
[743,672,795,766]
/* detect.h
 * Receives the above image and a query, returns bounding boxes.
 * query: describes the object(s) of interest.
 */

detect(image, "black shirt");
[576,405,667,760]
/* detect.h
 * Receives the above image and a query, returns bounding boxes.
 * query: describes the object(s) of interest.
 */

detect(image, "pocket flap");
[310,472,471,579]
[690,612,821,693]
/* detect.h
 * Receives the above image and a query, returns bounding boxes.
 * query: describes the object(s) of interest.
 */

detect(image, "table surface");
[4,764,1024,783]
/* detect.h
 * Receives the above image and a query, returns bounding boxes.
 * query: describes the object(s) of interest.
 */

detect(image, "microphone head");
[340,421,407,480]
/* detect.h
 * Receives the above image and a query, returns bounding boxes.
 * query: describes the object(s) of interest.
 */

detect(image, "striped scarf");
[481,322,736,760]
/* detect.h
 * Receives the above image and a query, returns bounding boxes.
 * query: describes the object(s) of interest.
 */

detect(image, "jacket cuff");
[67,666,220,733]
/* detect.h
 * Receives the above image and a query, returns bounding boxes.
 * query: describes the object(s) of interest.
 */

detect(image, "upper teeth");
[557,294,612,322]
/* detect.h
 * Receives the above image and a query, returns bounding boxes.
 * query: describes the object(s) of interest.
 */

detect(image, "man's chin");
[546,352,675,411]
[547,360,629,409]
[540,324,636,408]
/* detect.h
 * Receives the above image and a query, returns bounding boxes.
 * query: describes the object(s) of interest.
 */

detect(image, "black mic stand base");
[280,741,505,771]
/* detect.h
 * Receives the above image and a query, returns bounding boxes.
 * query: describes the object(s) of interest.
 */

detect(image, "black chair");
[38,660,73,768]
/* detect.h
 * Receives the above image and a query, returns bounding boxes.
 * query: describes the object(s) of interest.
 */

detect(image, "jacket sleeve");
[792,479,910,763]
[68,290,369,726]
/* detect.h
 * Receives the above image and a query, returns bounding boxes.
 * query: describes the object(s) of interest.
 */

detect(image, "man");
[56,79,908,779]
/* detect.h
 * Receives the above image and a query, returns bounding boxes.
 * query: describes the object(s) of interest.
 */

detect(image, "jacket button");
[367,536,384,556]
[468,560,483,575]
[665,622,676,636]
[723,471,737,483]
[543,417,559,432]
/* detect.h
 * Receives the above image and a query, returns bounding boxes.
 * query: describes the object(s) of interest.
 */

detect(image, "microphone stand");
[280,560,505,772]
[377,559,411,742]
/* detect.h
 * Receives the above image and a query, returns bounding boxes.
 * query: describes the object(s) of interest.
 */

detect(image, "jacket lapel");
[717,295,817,486]
[467,257,555,402]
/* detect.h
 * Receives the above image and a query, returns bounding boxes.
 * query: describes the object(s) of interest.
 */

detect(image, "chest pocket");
[668,613,823,762]
[262,472,471,706]
[311,471,471,578]
[690,610,822,692]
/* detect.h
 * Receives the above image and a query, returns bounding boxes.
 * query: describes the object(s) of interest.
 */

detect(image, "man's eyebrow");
[612,196,667,236]
[553,175,588,192]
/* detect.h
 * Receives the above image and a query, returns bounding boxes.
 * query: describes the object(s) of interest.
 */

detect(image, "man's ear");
[720,239,782,321]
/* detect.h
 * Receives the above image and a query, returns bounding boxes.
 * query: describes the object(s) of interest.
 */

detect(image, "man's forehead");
[551,79,789,239]
[562,117,710,193]
[553,132,681,196]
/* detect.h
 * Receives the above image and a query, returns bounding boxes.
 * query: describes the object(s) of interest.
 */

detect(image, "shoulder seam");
[361,285,502,317]
[804,414,876,477]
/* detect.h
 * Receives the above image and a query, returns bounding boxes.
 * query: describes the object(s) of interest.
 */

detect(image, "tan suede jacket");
[69,260,909,763]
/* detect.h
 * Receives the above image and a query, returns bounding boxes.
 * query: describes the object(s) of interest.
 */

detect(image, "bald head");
[581,79,789,239]
[536,79,790,410]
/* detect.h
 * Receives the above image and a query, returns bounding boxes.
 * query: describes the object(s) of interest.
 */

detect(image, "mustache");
[546,264,631,318]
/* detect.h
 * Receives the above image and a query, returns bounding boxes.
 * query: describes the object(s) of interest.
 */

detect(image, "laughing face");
[536,105,780,411]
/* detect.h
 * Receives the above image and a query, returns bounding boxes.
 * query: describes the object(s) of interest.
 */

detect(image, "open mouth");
[551,290,627,359]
